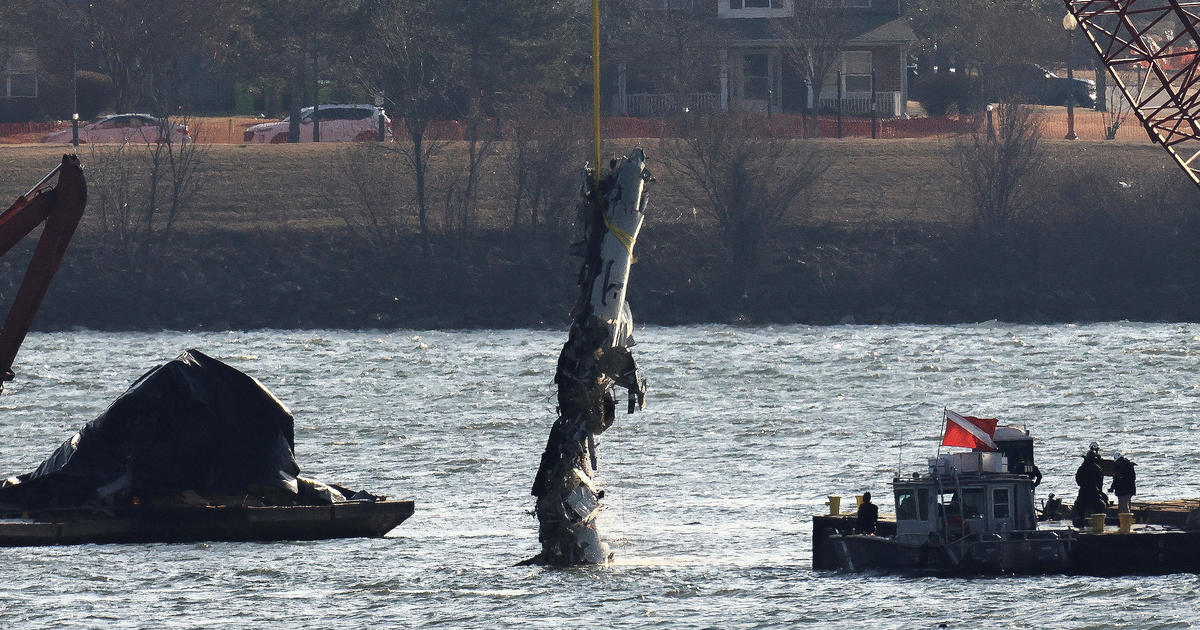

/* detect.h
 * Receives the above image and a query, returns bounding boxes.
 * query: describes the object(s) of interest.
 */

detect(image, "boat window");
[917,488,930,520]
[895,489,918,520]
[993,488,1010,519]
[961,488,986,519]
[939,491,960,517]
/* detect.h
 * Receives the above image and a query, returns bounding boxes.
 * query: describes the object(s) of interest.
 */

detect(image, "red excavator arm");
[0,155,87,390]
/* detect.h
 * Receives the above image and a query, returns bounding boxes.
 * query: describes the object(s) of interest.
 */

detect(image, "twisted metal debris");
[527,149,651,566]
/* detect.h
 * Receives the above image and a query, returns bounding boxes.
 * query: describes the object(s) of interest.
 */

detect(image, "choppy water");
[1,324,1198,629]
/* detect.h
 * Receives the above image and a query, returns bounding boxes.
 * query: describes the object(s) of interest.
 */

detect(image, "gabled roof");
[722,14,917,46]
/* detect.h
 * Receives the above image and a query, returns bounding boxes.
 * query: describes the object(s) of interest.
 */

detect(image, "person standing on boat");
[1110,453,1137,513]
[856,491,879,535]
[1073,445,1106,527]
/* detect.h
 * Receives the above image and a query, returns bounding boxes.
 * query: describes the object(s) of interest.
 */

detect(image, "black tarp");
[0,349,301,509]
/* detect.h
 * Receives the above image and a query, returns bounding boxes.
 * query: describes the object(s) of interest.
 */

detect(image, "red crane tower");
[1064,1,1200,187]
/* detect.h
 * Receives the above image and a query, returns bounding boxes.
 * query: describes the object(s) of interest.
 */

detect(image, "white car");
[41,113,190,144]
[242,104,392,143]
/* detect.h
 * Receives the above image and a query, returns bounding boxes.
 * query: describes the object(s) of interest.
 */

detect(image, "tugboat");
[813,411,1200,575]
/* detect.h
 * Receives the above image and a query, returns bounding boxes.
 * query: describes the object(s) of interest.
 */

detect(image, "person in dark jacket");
[1110,452,1137,513]
[1073,447,1106,527]
[856,491,879,535]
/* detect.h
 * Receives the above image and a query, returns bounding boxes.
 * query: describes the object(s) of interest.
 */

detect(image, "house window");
[743,53,769,100]
[2,50,37,98]
[645,0,694,9]
[816,0,871,6]
[819,50,872,94]
[842,50,872,92]
[720,0,789,17]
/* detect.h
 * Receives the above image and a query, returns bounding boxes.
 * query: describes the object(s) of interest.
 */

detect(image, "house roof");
[722,14,917,47]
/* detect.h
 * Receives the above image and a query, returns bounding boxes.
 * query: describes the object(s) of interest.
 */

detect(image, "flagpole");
[936,406,946,460]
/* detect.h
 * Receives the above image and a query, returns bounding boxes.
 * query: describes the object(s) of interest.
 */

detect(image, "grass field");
[4,123,1200,329]
[0,130,1185,235]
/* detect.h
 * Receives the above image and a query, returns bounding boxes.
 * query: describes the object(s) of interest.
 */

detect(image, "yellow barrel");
[855,495,864,507]
[1119,512,1134,533]
[827,495,841,515]
[1089,513,1106,533]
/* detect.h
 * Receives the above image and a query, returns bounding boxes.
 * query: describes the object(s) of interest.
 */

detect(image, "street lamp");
[1063,12,1079,140]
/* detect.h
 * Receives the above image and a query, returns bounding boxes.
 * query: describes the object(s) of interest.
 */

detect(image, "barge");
[813,419,1200,575]
[0,348,414,547]
[0,500,414,547]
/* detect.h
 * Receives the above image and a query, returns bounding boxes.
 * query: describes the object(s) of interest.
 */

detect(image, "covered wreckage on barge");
[0,350,413,546]
[813,418,1200,576]
[0,158,410,546]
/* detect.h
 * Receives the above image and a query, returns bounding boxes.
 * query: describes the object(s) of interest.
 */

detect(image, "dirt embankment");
[2,138,1199,331]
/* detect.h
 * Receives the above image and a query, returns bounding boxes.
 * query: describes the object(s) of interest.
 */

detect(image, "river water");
[1,324,1198,629]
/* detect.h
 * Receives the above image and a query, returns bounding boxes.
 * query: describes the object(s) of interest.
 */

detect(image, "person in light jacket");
[1110,452,1137,514]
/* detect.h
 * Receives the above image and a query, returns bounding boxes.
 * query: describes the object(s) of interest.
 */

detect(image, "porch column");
[898,46,908,117]
[617,62,628,116]
[720,49,729,111]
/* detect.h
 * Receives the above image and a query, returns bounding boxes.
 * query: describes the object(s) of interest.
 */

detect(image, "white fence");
[613,93,722,116]
[816,91,903,117]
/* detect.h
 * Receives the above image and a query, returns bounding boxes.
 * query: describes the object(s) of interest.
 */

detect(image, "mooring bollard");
[1090,513,1106,533]
[1119,512,1134,533]
[827,495,841,515]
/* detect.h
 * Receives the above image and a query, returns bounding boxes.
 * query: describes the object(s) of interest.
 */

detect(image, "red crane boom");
[0,155,87,390]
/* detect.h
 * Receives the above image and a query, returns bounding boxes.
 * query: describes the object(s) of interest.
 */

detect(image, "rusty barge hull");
[813,500,1200,576]
[0,500,414,547]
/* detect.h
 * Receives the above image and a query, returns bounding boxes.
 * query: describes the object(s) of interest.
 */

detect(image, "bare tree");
[357,0,452,257]
[35,0,238,112]
[439,127,498,254]
[663,113,833,288]
[772,3,860,137]
[1101,88,1132,140]
[87,118,206,269]
[948,102,1044,229]
[333,142,409,249]
[613,0,721,118]
[507,115,586,232]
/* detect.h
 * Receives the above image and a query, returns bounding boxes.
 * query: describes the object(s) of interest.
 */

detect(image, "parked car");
[41,114,190,144]
[992,64,1096,107]
[242,104,392,143]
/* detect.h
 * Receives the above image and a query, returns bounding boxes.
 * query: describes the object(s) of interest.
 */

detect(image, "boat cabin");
[892,451,1038,543]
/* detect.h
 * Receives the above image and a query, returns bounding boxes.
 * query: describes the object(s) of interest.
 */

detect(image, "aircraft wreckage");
[526,149,651,566]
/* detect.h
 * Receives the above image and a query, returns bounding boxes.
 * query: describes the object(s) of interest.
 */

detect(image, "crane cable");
[592,0,602,186]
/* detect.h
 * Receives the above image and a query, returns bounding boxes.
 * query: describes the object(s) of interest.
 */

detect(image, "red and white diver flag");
[941,409,998,451]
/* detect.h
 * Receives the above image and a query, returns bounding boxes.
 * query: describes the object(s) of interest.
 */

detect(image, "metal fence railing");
[0,109,1154,143]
